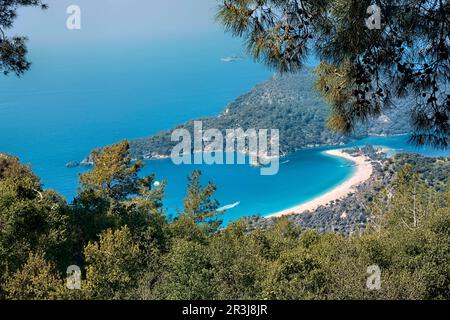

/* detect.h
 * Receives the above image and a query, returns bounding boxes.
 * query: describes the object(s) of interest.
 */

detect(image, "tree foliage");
[3,252,65,300]
[79,141,150,201]
[217,0,449,148]
[182,170,222,232]
[71,141,167,265]
[0,155,70,298]
[83,226,146,300]
[1,146,449,300]
[0,0,47,75]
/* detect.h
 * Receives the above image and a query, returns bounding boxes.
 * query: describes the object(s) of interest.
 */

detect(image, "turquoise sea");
[0,35,448,224]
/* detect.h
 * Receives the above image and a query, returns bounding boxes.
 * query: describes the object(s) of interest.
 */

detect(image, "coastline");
[266,149,374,218]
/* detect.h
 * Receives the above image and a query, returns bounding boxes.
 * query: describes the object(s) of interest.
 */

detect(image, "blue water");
[0,35,270,194]
[0,34,448,224]
[138,150,355,223]
[349,135,450,158]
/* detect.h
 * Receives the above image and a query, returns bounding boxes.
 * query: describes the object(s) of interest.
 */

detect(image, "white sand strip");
[266,149,373,218]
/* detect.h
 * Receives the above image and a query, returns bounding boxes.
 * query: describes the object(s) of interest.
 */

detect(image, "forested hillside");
[1,143,448,300]
[129,69,411,160]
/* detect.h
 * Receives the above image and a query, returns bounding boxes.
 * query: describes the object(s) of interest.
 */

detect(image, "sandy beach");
[266,149,373,218]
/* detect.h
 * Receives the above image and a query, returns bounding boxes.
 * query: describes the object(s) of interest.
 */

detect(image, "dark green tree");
[153,238,214,299]
[181,170,222,232]
[208,222,266,299]
[0,154,70,297]
[3,252,65,300]
[0,0,47,76]
[79,141,149,201]
[72,141,167,260]
[83,226,146,299]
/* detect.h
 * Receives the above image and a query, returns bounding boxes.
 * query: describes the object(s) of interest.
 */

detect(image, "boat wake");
[218,201,241,212]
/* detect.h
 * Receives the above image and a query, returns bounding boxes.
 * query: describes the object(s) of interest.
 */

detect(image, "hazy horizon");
[9,0,223,46]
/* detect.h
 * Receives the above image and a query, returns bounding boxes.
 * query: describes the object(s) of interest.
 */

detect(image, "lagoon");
[0,36,448,224]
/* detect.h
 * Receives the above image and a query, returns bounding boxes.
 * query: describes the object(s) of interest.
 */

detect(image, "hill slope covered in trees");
[129,68,411,160]
[1,144,449,300]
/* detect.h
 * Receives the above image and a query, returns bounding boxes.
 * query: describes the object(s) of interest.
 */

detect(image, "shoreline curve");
[266,149,373,218]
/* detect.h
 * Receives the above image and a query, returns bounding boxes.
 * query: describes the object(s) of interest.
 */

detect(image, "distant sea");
[0,35,448,224]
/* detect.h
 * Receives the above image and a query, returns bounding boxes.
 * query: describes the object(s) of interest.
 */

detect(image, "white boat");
[220,55,243,63]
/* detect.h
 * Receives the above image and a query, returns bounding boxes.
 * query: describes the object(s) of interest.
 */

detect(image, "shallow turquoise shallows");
[0,35,448,224]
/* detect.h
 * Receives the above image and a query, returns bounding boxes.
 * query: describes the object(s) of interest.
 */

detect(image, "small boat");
[220,55,243,63]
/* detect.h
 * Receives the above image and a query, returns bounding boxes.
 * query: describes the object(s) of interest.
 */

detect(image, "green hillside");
[129,68,411,160]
